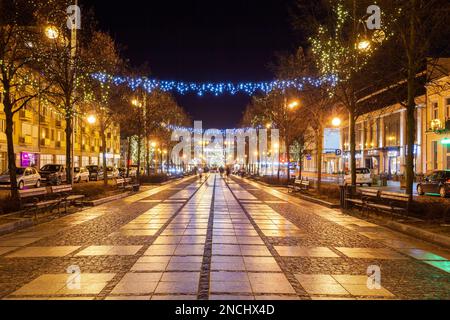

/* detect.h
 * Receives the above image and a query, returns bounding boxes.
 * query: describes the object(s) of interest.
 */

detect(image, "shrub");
[260,176,290,186]
[139,174,169,184]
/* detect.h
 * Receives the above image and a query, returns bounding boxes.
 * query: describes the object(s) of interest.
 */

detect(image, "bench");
[366,191,411,218]
[19,188,60,219]
[345,188,379,212]
[50,185,86,214]
[289,179,311,193]
[116,177,140,192]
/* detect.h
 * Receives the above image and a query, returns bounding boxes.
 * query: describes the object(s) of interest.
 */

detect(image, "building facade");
[0,100,121,173]
[424,73,450,172]
[339,98,426,176]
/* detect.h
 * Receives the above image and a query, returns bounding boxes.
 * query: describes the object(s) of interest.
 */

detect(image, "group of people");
[218,166,231,180]
[193,165,231,181]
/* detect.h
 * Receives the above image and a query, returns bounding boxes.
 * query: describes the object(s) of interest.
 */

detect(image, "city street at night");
[1,0,450,310]
[1,174,448,300]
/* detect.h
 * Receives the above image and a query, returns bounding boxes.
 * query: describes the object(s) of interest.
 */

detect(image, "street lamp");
[45,25,59,39]
[357,38,371,52]
[266,123,272,129]
[288,101,300,110]
[332,117,342,127]
[87,114,97,125]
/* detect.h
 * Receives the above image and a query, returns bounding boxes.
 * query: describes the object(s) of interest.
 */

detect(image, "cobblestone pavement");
[0,174,449,300]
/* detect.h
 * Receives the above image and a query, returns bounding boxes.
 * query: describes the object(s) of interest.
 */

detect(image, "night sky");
[82,0,297,128]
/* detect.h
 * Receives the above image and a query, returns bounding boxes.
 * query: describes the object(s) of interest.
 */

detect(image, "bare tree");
[0,0,49,202]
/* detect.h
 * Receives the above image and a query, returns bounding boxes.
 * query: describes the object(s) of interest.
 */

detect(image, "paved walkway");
[0,174,449,300]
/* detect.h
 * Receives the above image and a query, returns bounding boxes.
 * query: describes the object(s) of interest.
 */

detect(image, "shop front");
[366,150,381,174]
[386,148,401,176]
[20,152,38,168]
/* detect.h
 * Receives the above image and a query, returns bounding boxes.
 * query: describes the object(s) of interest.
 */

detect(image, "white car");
[0,167,42,190]
[344,168,372,186]
[74,167,90,183]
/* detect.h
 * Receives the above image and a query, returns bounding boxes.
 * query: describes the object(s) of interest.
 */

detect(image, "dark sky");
[82,0,297,128]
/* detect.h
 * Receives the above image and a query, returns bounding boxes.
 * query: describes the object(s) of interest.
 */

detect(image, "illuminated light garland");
[91,73,338,96]
[164,124,269,135]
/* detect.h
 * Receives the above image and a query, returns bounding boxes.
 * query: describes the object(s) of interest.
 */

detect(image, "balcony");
[19,110,32,121]
[428,119,450,133]
[19,135,32,145]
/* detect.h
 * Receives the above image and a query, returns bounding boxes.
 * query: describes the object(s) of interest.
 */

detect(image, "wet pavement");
[0,174,449,300]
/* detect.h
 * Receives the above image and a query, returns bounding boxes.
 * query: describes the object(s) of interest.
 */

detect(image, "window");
[39,154,53,167]
[432,102,439,120]
[432,141,438,170]
[0,119,5,133]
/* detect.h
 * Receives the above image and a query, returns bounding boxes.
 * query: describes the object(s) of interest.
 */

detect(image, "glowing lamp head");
[357,39,371,52]
[332,117,342,127]
[45,26,59,40]
[151,142,157,148]
[87,115,97,124]
[288,101,299,110]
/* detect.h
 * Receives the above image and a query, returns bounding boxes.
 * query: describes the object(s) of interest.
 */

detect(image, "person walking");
[225,166,231,181]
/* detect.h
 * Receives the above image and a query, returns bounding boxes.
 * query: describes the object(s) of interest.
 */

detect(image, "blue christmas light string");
[91,73,338,96]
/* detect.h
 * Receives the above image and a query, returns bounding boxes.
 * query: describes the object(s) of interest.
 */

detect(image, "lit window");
[432,102,439,119]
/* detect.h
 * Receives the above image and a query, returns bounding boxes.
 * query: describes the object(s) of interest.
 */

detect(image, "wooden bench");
[116,177,140,192]
[19,188,60,219]
[289,179,311,193]
[345,188,379,212]
[366,191,411,218]
[50,185,86,214]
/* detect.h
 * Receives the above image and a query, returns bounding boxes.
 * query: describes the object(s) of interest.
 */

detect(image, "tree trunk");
[298,149,303,180]
[405,0,417,199]
[349,111,357,186]
[126,136,132,178]
[286,140,291,184]
[65,113,73,184]
[316,126,324,193]
[4,102,19,205]
[137,135,142,183]
[146,139,150,176]
[101,129,107,187]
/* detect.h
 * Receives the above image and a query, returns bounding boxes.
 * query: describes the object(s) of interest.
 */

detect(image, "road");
[0,174,449,300]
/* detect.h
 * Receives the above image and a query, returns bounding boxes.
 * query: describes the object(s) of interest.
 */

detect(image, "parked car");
[0,167,41,189]
[74,167,90,183]
[344,168,372,186]
[105,166,119,179]
[118,167,137,178]
[86,165,119,181]
[417,170,450,198]
[39,164,67,185]
[86,165,102,181]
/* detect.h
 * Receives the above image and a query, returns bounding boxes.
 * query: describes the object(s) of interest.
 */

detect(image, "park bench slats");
[345,187,411,218]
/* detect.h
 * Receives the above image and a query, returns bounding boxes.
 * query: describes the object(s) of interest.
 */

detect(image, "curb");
[84,192,133,206]
[0,218,35,237]
[372,217,450,249]
[294,194,340,209]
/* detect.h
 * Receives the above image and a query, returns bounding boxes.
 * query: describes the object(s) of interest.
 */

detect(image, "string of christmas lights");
[92,73,338,96]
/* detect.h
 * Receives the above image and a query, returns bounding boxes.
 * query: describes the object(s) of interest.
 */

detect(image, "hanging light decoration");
[91,73,338,97]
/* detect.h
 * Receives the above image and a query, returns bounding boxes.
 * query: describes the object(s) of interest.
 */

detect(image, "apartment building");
[0,100,121,173]
[424,72,450,172]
